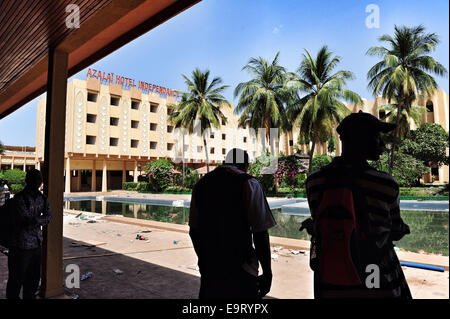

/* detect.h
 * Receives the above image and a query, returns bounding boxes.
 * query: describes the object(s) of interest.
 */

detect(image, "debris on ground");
[289,249,306,255]
[72,294,79,300]
[81,272,93,281]
[136,234,147,240]
[173,240,179,244]
[140,230,152,233]
[113,269,123,275]
[75,213,82,218]
[271,253,279,261]
[87,220,97,224]
[272,246,283,252]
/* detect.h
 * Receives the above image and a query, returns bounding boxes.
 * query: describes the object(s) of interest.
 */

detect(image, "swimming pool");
[65,198,449,256]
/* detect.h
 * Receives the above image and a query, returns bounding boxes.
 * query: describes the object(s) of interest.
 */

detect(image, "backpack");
[0,198,15,248]
[311,170,370,287]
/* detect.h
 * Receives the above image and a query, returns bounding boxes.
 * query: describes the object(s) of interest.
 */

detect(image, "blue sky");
[1,0,448,146]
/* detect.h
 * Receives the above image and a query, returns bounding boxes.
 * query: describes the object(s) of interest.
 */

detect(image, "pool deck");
[0,208,447,299]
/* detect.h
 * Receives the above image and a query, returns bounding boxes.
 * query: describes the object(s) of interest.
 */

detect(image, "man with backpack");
[189,148,276,299]
[302,111,412,299]
[6,169,52,299]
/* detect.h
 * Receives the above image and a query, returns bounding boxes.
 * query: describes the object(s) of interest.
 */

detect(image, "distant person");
[6,169,52,299]
[189,148,276,299]
[0,181,9,207]
[302,111,412,299]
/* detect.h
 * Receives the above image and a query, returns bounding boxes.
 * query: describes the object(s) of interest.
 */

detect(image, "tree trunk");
[203,137,210,173]
[182,134,185,186]
[389,101,403,175]
[308,138,316,175]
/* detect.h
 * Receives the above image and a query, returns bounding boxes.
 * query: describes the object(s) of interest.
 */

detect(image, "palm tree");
[234,52,293,153]
[367,25,447,171]
[287,46,363,173]
[168,68,231,173]
[379,103,427,139]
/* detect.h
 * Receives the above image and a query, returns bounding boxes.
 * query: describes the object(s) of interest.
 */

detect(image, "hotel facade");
[1,77,448,192]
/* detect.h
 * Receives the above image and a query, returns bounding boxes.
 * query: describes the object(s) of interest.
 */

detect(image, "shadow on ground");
[1,237,201,299]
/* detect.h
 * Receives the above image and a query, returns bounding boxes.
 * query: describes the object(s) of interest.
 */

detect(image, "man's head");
[25,169,43,190]
[224,148,249,172]
[337,111,396,161]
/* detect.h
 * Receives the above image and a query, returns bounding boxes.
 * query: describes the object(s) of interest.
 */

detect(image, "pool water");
[67,200,448,256]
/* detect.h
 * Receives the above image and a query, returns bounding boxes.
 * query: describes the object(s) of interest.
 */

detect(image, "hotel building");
[2,78,448,191]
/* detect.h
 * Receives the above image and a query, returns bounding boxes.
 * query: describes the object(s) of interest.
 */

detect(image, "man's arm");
[389,188,410,242]
[189,183,202,259]
[245,179,275,297]
[35,196,52,226]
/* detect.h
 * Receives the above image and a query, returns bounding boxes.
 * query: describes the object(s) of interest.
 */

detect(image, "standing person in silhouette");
[6,169,52,299]
[189,148,276,299]
[302,111,412,299]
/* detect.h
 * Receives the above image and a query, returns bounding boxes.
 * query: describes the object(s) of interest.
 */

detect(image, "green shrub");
[122,182,138,190]
[145,159,174,192]
[311,154,333,172]
[184,168,199,189]
[295,173,306,188]
[11,184,24,194]
[136,182,149,192]
[3,169,26,186]
[165,186,191,193]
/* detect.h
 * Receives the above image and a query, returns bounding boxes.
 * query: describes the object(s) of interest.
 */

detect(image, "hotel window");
[197,146,203,152]
[210,133,214,139]
[243,137,247,143]
[289,140,294,147]
[167,143,174,151]
[131,140,139,148]
[131,120,139,129]
[167,125,174,133]
[131,100,140,110]
[221,119,226,125]
[222,133,226,140]
[86,135,96,145]
[150,142,157,149]
[110,138,119,146]
[222,148,226,155]
[167,107,173,116]
[379,110,386,119]
[110,96,120,106]
[110,117,119,126]
[87,92,98,102]
[150,123,157,131]
[431,167,439,180]
[426,101,434,112]
[150,103,158,113]
[86,114,97,123]
[210,147,215,154]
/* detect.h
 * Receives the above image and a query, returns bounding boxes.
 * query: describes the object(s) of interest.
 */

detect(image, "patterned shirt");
[306,156,411,298]
[9,188,52,250]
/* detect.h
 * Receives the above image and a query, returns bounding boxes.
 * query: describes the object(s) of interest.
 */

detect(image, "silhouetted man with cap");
[302,111,412,299]
[6,169,52,299]
[189,148,276,299]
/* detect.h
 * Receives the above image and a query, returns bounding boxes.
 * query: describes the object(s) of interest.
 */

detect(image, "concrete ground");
[1,211,448,299]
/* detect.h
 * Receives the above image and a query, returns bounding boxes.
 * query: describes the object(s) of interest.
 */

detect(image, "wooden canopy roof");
[0,0,200,119]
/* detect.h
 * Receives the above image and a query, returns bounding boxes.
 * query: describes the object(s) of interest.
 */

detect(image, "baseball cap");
[337,110,396,138]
